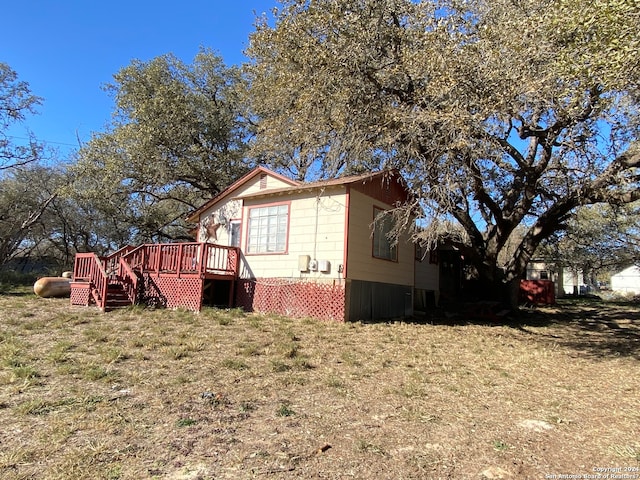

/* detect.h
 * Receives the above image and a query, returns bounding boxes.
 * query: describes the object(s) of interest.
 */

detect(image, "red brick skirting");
[236,278,346,322]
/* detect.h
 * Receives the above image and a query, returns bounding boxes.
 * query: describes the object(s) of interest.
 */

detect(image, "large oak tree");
[247,0,640,306]
[71,49,251,244]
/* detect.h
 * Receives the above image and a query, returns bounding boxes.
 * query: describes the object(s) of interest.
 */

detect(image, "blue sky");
[2,1,278,158]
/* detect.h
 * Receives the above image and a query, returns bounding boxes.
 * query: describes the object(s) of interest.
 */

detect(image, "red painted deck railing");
[72,243,238,311]
[104,244,136,277]
[121,242,238,277]
[72,253,109,311]
[117,258,139,305]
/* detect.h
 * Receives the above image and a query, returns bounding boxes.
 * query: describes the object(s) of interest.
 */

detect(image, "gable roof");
[186,166,300,223]
[187,167,411,223]
[236,169,409,204]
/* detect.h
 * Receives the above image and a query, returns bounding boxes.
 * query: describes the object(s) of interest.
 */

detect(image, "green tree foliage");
[0,63,57,269]
[29,165,132,265]
[540,202,640,286]
[71,49,251,244]
[0,63,43,172]
[551,0,639,94]
[247,0,640,305]
[0,166,57,268]
[2,161,136,272]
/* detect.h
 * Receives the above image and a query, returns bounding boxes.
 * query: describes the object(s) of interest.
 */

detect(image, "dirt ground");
[0,292,638,479]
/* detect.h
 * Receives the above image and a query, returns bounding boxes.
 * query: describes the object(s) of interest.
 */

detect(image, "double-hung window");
[373,207,397,261]
[247,203,289,253]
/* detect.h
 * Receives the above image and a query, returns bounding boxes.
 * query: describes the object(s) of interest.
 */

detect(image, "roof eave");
[185,166,299,222]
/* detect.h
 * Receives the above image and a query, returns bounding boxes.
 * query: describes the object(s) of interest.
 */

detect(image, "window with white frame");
[247,204,289,253]
[373,207,397,261]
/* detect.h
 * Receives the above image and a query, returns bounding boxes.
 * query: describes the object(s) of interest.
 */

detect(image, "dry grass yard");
[0,290,638,479]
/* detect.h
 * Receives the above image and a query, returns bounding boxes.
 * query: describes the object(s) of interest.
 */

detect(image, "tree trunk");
[505,277,521,311]
[473,264,521,312]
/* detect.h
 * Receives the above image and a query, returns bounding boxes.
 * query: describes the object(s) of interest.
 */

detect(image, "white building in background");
[610,265,640,295]
[526,259,587,296]
[561,268,587,296]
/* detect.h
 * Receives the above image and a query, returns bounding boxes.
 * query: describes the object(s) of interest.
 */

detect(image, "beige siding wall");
[197,198,241,245]
[197,174,295,245]
[346,190,414,286]
[197,176,417,288]
[241,174,294,196]
[239,189,347,281]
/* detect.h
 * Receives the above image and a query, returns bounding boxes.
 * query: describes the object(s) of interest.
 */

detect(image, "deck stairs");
[104,282,134,310]
[71,242,238,312]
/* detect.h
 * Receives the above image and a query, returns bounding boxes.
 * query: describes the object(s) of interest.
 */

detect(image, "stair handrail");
[117,257,139,305]
[103,244,136,278]
[120,244,147,272]
[73,252,109,311]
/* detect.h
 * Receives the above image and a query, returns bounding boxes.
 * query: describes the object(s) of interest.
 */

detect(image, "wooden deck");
[123,242,238,278]
[71,242,239,311]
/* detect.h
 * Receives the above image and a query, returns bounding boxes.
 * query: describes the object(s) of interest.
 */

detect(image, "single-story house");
[187,166,440,321]
[71,166,443,321]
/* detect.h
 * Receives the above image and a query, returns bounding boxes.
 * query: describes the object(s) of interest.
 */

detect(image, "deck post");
[198,243,206,276]
[228,279,235,308]
[154,245,161,274]
[177,243,183,279]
